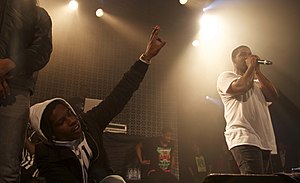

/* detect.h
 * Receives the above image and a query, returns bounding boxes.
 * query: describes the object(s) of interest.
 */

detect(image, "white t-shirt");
[217,71,277,154]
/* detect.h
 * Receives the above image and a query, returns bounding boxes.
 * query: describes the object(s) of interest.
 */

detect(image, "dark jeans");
[231,145,272,174]
[0,89,30,182]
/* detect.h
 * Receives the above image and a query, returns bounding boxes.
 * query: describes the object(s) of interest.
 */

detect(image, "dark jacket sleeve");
[10,7,52,74]
[84,60,149,132]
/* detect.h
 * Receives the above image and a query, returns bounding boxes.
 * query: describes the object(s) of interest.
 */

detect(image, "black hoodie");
[30,60,149,183]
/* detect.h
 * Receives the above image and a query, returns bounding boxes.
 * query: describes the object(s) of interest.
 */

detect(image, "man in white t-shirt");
[217,45,279,174]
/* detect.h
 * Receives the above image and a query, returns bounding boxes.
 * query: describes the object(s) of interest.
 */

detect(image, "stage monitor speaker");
[203,173,299,183]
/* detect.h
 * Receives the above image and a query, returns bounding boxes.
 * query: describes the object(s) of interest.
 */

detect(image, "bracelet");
[139,54,151,64]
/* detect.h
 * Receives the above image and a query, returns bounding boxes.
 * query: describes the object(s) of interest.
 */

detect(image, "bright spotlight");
[96,9,104,17]
[192,40,200,47]
[68,0,78,10]
[203,7,209,12]
[205,96,223,108]
[179,0,188,5]
[199,14,220,41]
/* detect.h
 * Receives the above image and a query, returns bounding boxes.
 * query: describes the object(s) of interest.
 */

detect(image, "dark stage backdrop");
[30,0,300,182]
[30,0,199,179]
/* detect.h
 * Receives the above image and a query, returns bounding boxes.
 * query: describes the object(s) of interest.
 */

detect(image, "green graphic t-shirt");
[143,137,174,172]
[157,146,172,171]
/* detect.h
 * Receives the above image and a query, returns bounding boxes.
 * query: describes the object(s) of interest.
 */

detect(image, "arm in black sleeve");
[84,60,149,132]
[10,7,52,74]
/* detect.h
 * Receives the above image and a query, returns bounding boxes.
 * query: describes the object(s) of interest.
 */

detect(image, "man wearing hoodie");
[29,25,166,183]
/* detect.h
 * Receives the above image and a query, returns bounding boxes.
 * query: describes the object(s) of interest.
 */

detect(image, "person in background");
[29,25,166,183]
[217,45,279,174]
[136,127,179,183]
[0,0,52,181]
[187,144,211,183]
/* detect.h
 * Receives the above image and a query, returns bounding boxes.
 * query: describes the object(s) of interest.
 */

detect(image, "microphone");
[257,59,272,65]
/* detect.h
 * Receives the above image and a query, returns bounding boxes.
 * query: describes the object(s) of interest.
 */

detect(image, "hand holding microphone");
[245,55,273,76]
[257,59,272,65]
[255,58,273,75]
[246,54,273,65]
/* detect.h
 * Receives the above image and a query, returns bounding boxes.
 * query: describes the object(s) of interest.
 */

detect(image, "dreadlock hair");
[40,100,64,141]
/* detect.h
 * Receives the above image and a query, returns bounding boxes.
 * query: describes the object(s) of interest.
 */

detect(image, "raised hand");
[142,25,166,62]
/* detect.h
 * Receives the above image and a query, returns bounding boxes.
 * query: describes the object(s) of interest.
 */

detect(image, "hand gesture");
[142,25,166,62]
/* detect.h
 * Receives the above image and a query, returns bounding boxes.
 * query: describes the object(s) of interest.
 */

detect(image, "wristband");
[139,54,151,64]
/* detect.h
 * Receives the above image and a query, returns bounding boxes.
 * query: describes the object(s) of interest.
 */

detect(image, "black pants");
[231,145,272,174]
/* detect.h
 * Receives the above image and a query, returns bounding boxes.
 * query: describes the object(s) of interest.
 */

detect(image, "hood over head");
[30,98,77,141]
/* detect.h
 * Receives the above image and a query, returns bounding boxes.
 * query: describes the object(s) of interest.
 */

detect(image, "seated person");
[135,127,179,183]
[29,26,166,183]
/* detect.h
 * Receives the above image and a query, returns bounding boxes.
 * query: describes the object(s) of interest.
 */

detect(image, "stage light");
[205,96,223,108]
[96,8,104,17]
[192,40,200,47]
[179,0,188,5]
[203,7,209,12]
[199,14,220,41]
[68,0,78,11]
